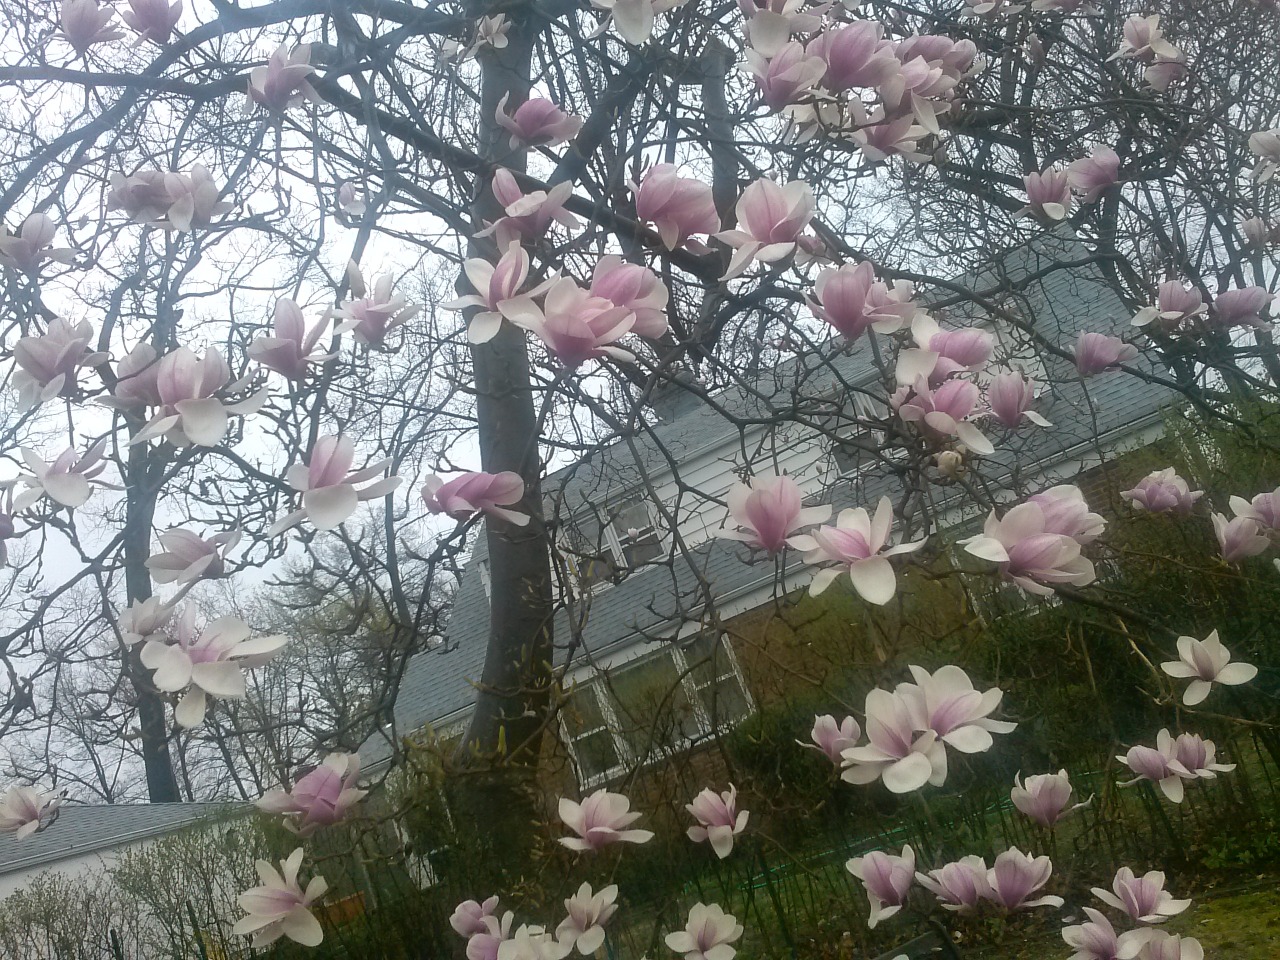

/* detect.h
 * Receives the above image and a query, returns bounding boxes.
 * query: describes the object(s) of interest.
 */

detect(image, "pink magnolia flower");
[1111,15,1181,63]
[161,165,233,232]
[131,346,266,447]
[1067,146,1121,202]
[740,0,823,59]
[495,94,582,149]
[899,314,994,383]
[589,256,669,338]
[141,607,287,727]
[747,40,827,112]
[1141,932,1204,960]
[1027,485,1104,545]
[1092,867,1191,924]
[1062,907,1149,960]
[714,178,814,280]
[0,485,16,567]
[916,856,991,912]
[686,785,749,859]
[964,0,1025,15]
[108,343,164,408]
[1172,733,1235,779]
[451,897,501,938]
[665,902,743,960]
[117,597,176,647]
[499,277,635,368]
[443,13,510,61]
[1210,286,1273,331]
[849,104,929,163]
[479,169,581,246]
[893,377,994,455]
[558,789,654,851]
[1161,630,1257,706]
[120,0,182,44]
[1211,513,1269,564]
[719,473,831,554]
[1121,468,1202,514]
[106,170,174,224]
[257,752,367,836]
[0,785,62,839]
[13,440,113,511]
[146,527,239,584]
[1249,129,1280,183]
[333,262,422,349]
[1143,56,1187,93]
[896,665,1016,784]
[248,298,333,380]
[961,502,1097,596]
[801,497,926,604]
[498,923,569,960]
[1073,331,1137,376]
[422,471,529,526]
[590,0,688,45]
[246,44,318,113]
[841,688,944,793]
[878,56,961,135]
[807,21,898,93]
[468,911,515,960]
[1118,730,1192,802]
[800,714,861,764]
[1011,770,1089,828]
[1018,170,1073,221]
[807,261,917,341]
[446,241,552,344]
[985,848,1064,910]
[336,181,367,217]
[1232,486,1280,531]
[271,434,401,534]
[986,370,1050,429]
[1241,216,1280,248]
[58,0,125,56]
[12,318,104,410]
[106,164,231,231]
[556,883,618,956]
[893,34,979,81]
[232,848,327,947]
[0,213,76,273]
[1132,282,1206,331]
[630,164,720,251]
[846,845,914,928]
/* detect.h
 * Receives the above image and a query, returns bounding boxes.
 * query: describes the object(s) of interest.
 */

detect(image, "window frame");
[561,633,754,790]
[821,384,900,479]
[561,492,668,595]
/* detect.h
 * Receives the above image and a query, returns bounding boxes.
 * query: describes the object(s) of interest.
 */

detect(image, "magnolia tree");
[0,0,1277,953]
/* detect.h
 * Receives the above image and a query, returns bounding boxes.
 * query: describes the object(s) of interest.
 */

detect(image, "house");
[0,801,243,899]
[362,234,1173,789]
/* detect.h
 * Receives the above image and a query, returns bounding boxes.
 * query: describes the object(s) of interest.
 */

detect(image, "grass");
[966,879,1280,960]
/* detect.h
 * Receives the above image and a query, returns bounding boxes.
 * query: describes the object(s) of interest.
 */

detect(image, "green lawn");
[967,881,1280,960]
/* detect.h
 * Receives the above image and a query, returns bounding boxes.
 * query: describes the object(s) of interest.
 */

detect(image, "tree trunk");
[123,442,180,802]
[451,1,555,872]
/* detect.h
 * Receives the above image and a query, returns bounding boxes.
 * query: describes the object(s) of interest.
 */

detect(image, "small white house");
[0,801,241,899]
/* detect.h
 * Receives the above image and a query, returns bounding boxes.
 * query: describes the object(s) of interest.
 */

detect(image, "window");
[683,631,752,732]
[821,387,896,478]
[563,494,665,591]
[562,634,753,787]
[562,685,625,782]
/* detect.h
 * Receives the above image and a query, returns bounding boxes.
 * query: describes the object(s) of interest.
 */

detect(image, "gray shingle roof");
[362,234,1173,766]
[0,801,245,876]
